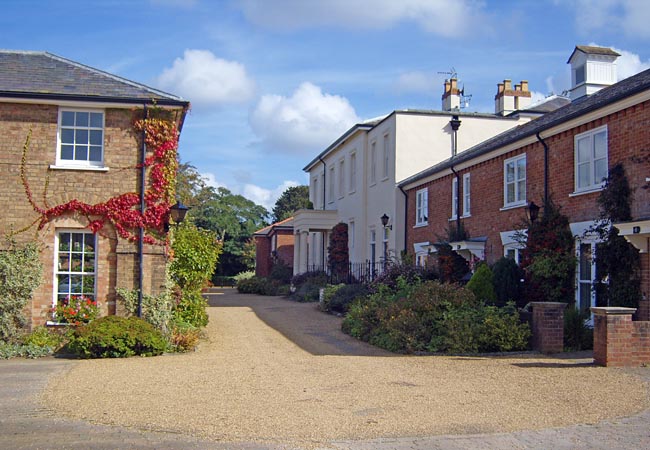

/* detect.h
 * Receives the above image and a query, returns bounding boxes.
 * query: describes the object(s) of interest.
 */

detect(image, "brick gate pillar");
[592,307,637,367]
[530,302,567,354]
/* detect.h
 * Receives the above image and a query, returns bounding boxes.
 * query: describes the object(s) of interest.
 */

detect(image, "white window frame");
[311,177,319,209]
[416,188,428,226]
[328,166,335,203]
[338,159,345,199]
[349,220,355,249]
[349,152,357,193]
[574,125,608,194]
[382,133,390,180]
[500,230,525,265]
[53,230,97,319]
[55,108,106,169]
[369,228,376,264]
[382,227,389,263]
[451,178,458,218]
[463,173,471,217]
[504,154,527,207]
[370,141,377,185]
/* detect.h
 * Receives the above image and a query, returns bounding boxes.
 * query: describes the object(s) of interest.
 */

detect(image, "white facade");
[292,109,531,274]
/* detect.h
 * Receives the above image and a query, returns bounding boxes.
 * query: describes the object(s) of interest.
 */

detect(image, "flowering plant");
[53,295,100,325]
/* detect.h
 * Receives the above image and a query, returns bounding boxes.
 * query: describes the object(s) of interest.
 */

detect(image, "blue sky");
[3,0,650,210]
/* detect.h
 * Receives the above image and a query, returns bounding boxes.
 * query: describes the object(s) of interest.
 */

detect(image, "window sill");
[448,215,471,221]
[414,223,428,228]
[381,176,390,182]
[500,202,527,211]
[50,164,109,172]
[570,187,604,197]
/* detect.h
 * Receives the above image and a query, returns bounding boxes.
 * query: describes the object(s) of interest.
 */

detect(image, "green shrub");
[170,321,201,352]
[292,282,322,302]
[343,280,530,354]
[329,284,370,314]
[368,263,437,293]
[492,257,523,307]
[478,303,531,352]
[320,284,344,312]
[68,316,167,358]
[270,262,293,283]
[233,270,255,281]
[466,263,497,305]
[22,326,66,350]
[291,271,328,288]
[0,342,54,359]
[170,222,222,291]
[236,276,285,295]
[117,286,174,335]
[173,290,209,328]
[0,238,43,342]
[564,307,593,351]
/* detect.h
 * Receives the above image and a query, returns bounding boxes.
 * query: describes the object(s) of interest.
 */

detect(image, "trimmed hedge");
[68,316,167,358]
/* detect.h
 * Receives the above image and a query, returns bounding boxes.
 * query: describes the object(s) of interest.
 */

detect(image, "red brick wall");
[406,100,650,287]
[0,102,175,328]
[593,308,650,367]
[530,302,566,354]
[255,229,294,277]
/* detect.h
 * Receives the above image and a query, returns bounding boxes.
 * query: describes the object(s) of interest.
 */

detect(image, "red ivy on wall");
[20,114,179,245]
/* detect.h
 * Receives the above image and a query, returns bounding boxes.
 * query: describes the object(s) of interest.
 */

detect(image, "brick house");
[400,46,650,320]
[254,217,294,277]
[0,51,189,328]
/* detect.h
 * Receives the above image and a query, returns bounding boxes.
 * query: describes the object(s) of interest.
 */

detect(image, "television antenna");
[438,67,472,109]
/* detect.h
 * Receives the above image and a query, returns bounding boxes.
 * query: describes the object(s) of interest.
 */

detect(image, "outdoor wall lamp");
[526,201,540,223]
[381,213,392,230]
[168,199,189,230]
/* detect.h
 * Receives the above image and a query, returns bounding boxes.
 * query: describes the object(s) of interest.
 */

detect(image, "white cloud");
[201,172,225,189]
[612,47,650,80]
[567,0,650,39]
[243,180,299,210]
[157,49,255,107]
[249,82,360,154]
[236,0,490,37]
[395,71,439,95]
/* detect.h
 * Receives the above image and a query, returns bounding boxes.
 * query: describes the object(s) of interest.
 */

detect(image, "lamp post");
[526,201,540,223]
[169,199,189,225]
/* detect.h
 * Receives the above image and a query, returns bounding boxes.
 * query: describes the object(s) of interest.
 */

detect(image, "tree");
[272,185,311,223]
[592,163,641,308]
[328,223,349,280]
[519,199,575,305]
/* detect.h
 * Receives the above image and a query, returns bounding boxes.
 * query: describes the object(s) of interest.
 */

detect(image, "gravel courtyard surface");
[43,292,650,448]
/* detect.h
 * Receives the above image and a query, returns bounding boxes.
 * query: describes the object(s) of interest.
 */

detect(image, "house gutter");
[398,185,408,254]
[138,104,148,318]
[536,132,549,207]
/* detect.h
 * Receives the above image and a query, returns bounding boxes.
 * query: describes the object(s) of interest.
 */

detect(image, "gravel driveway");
[42,289,650,449]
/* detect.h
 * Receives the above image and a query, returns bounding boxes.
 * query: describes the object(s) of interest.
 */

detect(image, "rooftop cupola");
[567,45,620,101]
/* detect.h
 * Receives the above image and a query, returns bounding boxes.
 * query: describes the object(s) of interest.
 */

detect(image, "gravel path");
[42,291,650,449]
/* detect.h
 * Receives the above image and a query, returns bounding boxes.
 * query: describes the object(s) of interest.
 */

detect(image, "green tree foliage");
[328,223,349,279]
[466,263,497,305]
[520,200,575,304]
[176,163,268,276]
[0,238,43,342]
[272,185,311,223]
[492,257,523,307]
[434,243,469,283]
[592,163,640,308]
[170,221,222,327]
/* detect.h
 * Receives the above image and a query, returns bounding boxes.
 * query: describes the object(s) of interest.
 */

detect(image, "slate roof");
[0,50,188,106]
[400,67,650,188]
[567,45,621,63]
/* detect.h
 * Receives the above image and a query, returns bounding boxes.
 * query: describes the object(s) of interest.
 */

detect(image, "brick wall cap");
[591,307,637,315]
[529,302,568,309]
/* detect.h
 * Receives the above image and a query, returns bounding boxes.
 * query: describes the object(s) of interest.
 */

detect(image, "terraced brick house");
[400,46,650,320]
[291,76,562,277]
[0,51,189,328]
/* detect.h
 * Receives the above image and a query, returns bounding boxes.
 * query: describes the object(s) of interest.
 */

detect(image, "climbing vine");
[20,111,180,245]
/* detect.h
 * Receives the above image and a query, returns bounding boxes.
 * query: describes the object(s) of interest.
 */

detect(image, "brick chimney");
[495,79,532,115]
[442,78,461,111]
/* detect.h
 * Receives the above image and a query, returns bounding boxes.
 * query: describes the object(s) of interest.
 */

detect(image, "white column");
[293,231,301,275]
[299,231,309,273]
